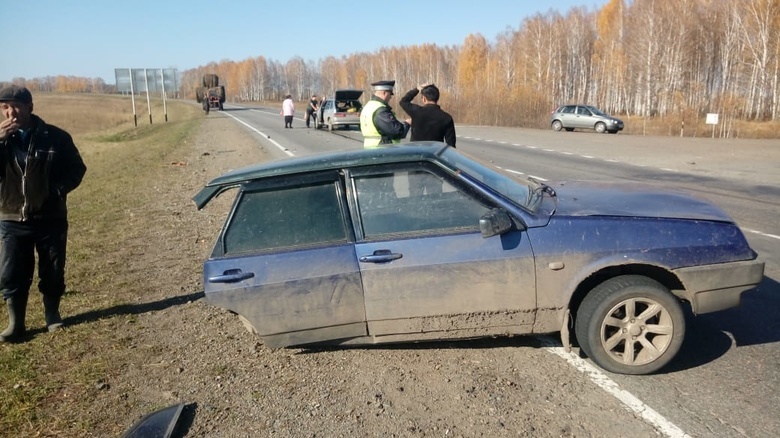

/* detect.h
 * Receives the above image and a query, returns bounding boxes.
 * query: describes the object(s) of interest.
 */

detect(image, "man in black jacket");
[399,83,456,147]
[399,83,456,195]
[0,85,87,342]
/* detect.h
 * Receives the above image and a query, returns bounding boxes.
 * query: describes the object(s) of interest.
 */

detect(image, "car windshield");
[437,148,544,211]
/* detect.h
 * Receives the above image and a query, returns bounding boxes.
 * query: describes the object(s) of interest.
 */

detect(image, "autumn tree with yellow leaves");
[5,0,779,135]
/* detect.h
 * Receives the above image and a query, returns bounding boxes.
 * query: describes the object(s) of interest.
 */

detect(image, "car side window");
[561,106,575,114]
[576,106,590,115]
[222,181,348,255]
[354,169,491,238]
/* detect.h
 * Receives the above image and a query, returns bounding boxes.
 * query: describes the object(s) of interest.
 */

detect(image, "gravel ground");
[85,114,662,437]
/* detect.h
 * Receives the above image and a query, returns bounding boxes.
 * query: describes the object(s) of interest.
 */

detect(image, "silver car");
[550,104,624,134]
[319,89,363,131]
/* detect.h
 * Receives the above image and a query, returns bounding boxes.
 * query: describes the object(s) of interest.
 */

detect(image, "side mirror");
[479,208,513,238]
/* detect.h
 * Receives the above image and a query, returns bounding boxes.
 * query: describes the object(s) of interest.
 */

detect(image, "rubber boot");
[0,295,28,342]
[43,295,64,332]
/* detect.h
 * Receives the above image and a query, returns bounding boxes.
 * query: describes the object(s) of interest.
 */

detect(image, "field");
[0,93,272,436]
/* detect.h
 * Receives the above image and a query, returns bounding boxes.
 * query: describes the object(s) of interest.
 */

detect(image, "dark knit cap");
[0,85,33,103]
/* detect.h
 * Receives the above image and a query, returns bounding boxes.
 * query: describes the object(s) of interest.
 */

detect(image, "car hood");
[550,180,733,222]
[335,89,363,100]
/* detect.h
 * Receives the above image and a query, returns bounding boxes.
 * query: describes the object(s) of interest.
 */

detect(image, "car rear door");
[348,165,537,341]
[557,105,576,128]
[203,172,367,348]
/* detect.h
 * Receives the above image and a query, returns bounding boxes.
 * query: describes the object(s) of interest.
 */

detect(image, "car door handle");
[359,249,403,263]
[208,270,255,283]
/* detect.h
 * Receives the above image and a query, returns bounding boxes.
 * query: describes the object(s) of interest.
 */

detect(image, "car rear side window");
[223,181,348,254]
[561,106,575,114]
[354,170,490,238]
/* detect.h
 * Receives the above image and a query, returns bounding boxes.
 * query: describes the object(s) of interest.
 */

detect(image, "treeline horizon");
[3,0,779,138]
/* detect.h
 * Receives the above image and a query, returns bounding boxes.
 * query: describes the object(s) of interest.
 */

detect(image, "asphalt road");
[217,104,779,438]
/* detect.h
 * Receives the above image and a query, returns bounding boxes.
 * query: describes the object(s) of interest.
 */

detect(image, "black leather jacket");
[0,115,86,221]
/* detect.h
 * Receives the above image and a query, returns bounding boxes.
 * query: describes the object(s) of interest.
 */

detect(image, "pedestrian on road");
[359,80,409,148]
[281,95,295,128]
[399,83,456,147]
[0,85,87,342]
[399,83,456,195]
[305,94,319,128]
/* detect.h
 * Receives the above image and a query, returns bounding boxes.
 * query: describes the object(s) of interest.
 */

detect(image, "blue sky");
[6,0,607,84]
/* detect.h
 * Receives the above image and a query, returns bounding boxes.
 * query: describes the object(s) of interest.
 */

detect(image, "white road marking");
[225,111,295,157]
[498,167,524,176]
[538,336,691,438]
[745,229,780,240]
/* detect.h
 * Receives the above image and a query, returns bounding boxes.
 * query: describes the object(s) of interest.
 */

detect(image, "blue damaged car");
[193,143,764,375]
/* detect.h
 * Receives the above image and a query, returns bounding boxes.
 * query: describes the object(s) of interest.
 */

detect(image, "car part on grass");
[122,402,185,438]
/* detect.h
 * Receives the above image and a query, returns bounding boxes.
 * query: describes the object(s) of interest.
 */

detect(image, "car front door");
[574,105,595,129]
[348,165,537,341]
[203,172,367,348]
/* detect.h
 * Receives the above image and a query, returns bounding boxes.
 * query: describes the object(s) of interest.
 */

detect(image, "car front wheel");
[595,122,607,133]
[575,275,685,375]
[551,120,563,131]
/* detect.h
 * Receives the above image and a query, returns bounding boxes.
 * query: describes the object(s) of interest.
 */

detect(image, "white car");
[319,89,363,131]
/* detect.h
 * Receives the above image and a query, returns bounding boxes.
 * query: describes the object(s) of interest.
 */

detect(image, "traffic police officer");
[360,80,409,148]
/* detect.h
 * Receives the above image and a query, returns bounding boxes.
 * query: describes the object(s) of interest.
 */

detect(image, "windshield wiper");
[528,178,557,198]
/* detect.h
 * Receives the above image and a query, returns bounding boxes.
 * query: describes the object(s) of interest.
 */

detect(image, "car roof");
[193,142,450,209]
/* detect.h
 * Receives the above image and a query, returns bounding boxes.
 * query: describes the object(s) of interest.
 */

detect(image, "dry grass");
[617,115,780,139]
[31,93,136,136]
[0,93,202,436]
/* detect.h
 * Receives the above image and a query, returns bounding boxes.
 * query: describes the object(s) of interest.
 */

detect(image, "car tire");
[595,122,607,133]
[551,120,563,131]
[575,275,685,375]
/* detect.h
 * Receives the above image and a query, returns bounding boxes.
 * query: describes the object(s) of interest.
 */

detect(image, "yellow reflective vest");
[360,99,402,148]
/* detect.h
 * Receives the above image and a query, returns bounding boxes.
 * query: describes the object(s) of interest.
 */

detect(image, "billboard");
[114,68,179,125]
[114,68,179,97]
